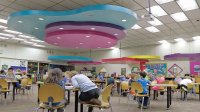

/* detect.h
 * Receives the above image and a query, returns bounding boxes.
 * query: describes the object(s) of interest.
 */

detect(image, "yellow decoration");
[128,55,160,60]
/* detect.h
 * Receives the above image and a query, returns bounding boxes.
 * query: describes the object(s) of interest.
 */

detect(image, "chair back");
[101,85,113,103]
[27,78,32,85]
[21,78,28,86]
[0,79,8,89]
[39,83,65,103]
[131,82,143,94]
[121,81,129,91]
[195,77,200,83]
[187,83,194,90]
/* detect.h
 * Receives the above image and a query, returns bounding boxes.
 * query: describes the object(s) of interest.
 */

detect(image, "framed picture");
[121,68,126,75]
[146,63,167,75]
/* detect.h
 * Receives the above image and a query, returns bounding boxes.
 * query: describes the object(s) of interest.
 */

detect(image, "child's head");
[140,72,147,78]
[68,71,78,78]
[8,68,13,74]
[130,73,136,79]
[45,68,63,83]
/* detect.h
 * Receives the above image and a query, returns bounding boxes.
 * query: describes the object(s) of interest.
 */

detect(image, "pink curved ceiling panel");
[45,30,117,49]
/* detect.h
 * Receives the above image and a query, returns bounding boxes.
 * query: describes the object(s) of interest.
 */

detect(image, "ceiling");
[0,0,200,52]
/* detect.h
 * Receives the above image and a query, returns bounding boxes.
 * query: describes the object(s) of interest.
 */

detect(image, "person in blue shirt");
[97,72,104,81]
[119,74,126,81]
[137,72,150,109]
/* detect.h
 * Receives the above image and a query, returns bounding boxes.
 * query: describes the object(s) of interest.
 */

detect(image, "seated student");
[107,73,115,85]
[6,68,15,80]
[119,74,127,81]
[128,73,136,86]
[137,72,150,109]
[97,72,104,81]
[69,71,101,112]
[179,75,193,91]
[45,68,66,112]
[0,70,6,78]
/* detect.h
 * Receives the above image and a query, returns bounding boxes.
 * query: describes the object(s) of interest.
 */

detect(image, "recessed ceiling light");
[0,36,9,39]
[91,28,95,30]
[0,25,7,29]
[147,18,163,26]
[18,35,34,39]
[158,40,169,44]
[34,27,39,30]
[38,18,44,21]
[86,35,90,38]
[3,29,22,35]
[145,26,160,33]
[155,0,174,4]
[171,12,188,22]
[33,44,45,47]
[174,38,185,42]
[59,27,64,30]
[107,42,111,44]
[56,37,61,39]
[146,5,167,17]
[18,21,23,23]
[79,43,83,44]
[0,18,7,24]
[31,39,44,42]
[192,36,200,40]
[0,33,14,38]
[177,0,199,11]
[122,19,127,22]
[131,24,142,29]
[114,33,118,36]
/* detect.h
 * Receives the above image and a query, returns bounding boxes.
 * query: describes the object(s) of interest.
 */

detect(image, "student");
[119,74,126,81]
[45,68,66,112]
[107,73,115,85]
[137,72,150,109]
[69,71,101,112]
[97,72,104,81]
[128,73,136,86]
[6,68,15,79]
[0,70,6,78]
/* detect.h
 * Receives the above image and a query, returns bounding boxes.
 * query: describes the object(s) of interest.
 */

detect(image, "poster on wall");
[131,67,139,73]
[121,68,126,75]
[168,64,183,76]
[190,62,200,75]
[11,66,26,73]
[145,63,167,75]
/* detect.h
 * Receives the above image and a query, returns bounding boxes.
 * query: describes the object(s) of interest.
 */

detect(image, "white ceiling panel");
[8,3,29,10]
[116,0,143,10]
[49,0,64,3]
[183,26,197,33]
[47,4,68,10]
[178,21,193,27]
[166,22,181,29]
[185,9,200,19]
[0,0,15,6]
[14,0,46,9]
[0,4,6,10]
[158,15,175,24]
[137,21,151,27]
[31,0,55,8]
[160,1,182,14]
[156,25,170,31]
[70,0,97,6]
[59,0,81,9]
[93,0,115,4]
[173,29,186,34]
[134,0,157,8]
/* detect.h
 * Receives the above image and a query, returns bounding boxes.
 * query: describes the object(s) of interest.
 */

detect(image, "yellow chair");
[0,79,11,103]
[118,81,129,103]
[36,83,66,112]
[131,82,149,111]
[195,77,200,83]
[82,85,113,112]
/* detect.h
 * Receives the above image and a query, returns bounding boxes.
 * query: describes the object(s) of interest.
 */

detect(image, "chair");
[81,85,113,112]
[0,79,12,103]
[131,82,149,111]
[36,83,66,112]
[27,78,33,93]
[195,77,200,83]
[20,78,29,94]
[119,81,129,103]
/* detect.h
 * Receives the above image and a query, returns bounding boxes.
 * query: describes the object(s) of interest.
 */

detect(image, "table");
[65,88,80,112]
[92,80,106,89]
[191,83,200,101]
[149,84,177,109]
[6,80,18,102]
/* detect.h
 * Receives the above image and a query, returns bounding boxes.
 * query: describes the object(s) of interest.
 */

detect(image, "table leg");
[75,91,79,112]
[38,84,41,103]
[169,87,171,105]
[68,90,70,104]
[167,87,170,109]
[199,85,200,101]
[12,82,16,102]
[148,86,151,97]
[80,104,83,112]
[153,90,156,100]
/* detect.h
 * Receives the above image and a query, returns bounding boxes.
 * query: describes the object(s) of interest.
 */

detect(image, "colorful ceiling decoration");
[128,55,161,60]
[68,61,102,65]
[102,57,148,64]
[164,53,200,61]
[48,55,93,62]
[8,4,137,49]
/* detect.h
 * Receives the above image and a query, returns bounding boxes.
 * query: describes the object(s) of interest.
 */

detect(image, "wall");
[77,41,200,75]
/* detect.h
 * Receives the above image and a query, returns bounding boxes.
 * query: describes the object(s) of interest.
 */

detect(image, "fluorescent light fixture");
[0,33,14,37]
[34,27,39,30]
[145,26,160,33]
[18,21,23,23]
[122,19,127,22]
[192,36,200,40]
[131,24,141,29]
[30,39,44,42]
[158,40,168,44]
[146,5,167,17]
[148,18,163,26]
[56,37,61,39]
[18,35,34,39]
[86,36,90,38]
[33,44,45,47]
[155,0,174,4]
[0,18,7,24]
[24,41,36,44]
[107,42,111,44]
[59,27,64,30]
[79,43,83,44]
[114,33,118,36]
[174,38,185,42]
[38,18,44,21]
[177,0,199,11]
[12,38,25,41]
[3,29,22,35]
[0,36,9,39]
[91,28,95,30]
[0,25,7,29]
[171,12,188,22]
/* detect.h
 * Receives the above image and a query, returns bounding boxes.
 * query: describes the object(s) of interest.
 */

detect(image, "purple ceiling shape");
[45,29,117,49]
[46,21,126,40]
[164,53,200,61]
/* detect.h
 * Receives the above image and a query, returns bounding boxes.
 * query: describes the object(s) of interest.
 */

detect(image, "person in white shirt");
[179,75,193,100]
[69,71,101,112]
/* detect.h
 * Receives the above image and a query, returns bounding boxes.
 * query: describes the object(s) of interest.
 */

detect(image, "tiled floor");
[0,85,200,112]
